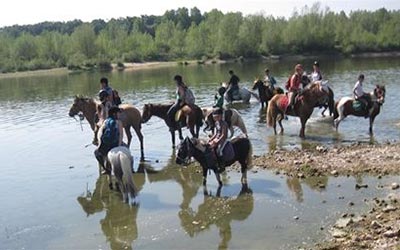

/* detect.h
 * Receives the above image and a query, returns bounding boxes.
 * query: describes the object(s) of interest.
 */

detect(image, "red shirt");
[289,74,301,91]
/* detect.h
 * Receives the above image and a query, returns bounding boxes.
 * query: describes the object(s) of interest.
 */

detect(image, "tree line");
[0,4,399,73]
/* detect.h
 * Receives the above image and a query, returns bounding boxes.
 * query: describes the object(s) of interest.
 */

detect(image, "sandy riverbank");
[250,142,400,249]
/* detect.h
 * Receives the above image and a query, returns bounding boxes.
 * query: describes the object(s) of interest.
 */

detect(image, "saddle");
[204,141,235,173]
[279,93,302,111]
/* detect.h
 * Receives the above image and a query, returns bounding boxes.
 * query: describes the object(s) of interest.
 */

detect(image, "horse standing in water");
[334,85,386,135]
[252,79,284,108]
[175,137,252,186]
[141,103,203,147]
[68,96,145,160]
[202,107,248,137]
[266,82,330,138]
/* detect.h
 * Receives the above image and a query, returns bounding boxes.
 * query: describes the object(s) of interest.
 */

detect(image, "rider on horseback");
[208,108,229,172]
[97,90,113,126]
[100,77,121,106]
[286,64,303,113]
[167,75,196,128]
[264,68,277,90]
[310,61,323,82]
[353,74,371,117]
[94,106,124,174]
[227,70,240,102]
[213,87,226,109]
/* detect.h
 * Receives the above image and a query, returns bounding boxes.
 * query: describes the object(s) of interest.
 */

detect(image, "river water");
[0,57,399,250]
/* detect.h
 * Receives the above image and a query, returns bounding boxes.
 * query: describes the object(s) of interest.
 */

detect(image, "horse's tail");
[266,99,276,127]
[234,110,248,136]
[246,139,253,170]
[333,100,339,120]
[328,88,335,116]
[119,149,137,200]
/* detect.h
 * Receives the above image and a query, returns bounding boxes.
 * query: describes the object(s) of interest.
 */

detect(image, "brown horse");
[68,96,145,160]
[252,79,284,108]
[141,103,203,147]
[266,82,330,138]
[334,85,386,135]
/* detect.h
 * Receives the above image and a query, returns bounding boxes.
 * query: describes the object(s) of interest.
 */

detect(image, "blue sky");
[2,0,399,27]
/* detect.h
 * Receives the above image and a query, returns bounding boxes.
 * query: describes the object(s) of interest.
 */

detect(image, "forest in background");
[0,4,399,73]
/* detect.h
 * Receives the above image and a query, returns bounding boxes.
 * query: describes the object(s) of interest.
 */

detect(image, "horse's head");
[252,79,263,90]
[69,95,89,117]
[176,137,193,165]
[176,137,206,165]
[374,85,386,105]
[141,104,153,123]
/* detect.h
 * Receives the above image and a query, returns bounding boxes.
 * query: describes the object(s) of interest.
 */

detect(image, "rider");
[97,90,113,126]
[353,74,371,116]
[100,77,121,106]
[226,70,240,101]
[310,61,322,82]
[286,64,303,113]
[167,75,195,127]
[94,106,124,174]
[213,87,225,109]
[208,108,228,172]
[264,68,277,90]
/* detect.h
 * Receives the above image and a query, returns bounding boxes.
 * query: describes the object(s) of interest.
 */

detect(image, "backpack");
[184,87,195,105]
[112,90,122,106]
[101,118,119,146]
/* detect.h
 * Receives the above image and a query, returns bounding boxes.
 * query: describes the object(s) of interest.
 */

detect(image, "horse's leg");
[124,126,132,147]
[369,115,376,135]
[178,128,183,140]
[214,170,223,187]
[133,125,145,161]
[93,126,99,145]
[240,163,248,184]
[170,129,176,148]
[299,117,307,138]
[321,106,327,117]
[202,166,208,186]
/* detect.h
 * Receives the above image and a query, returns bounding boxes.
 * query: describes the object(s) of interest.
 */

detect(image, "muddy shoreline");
[251,142,400,249]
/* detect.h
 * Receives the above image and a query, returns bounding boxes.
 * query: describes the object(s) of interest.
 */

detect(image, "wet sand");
[251,142,400,249]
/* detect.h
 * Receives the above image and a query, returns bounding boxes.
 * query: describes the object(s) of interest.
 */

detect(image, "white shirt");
[311,71,322,82]
[353,81,364,99]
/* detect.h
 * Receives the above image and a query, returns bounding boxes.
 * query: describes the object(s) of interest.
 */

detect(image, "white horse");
[107,146,139,204]
[202,107,248,137]
[222,83,258,104]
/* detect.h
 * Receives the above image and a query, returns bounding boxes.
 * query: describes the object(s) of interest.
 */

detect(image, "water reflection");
[77,173,145,250]
[179,184,253,250]
[145,151,203,209]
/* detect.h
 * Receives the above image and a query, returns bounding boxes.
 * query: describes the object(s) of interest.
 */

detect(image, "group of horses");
[68,78,386,202]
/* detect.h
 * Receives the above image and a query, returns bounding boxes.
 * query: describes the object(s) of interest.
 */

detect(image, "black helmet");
[174,75,182,82]
[98,90,109,101]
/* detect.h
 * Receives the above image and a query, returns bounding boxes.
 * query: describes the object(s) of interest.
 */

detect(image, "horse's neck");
[151,105,170,120]
[83,100,97,129]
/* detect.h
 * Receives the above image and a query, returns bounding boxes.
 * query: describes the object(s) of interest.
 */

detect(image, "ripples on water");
[0,57,399,250]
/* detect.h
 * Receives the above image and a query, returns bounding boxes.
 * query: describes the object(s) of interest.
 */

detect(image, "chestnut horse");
[252,79,284,108]
[266,82,330,138]
[302,77,335,117]
[334,85,386,135]
[141,103,203,147]
[68,96,145,160]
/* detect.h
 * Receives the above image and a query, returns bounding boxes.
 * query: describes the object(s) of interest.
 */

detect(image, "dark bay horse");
[175,137,252,186]
[266,82,330,138]
[141,103,203,147]
[68,96,145,160]
[334,85,386,135]
[252,79,284,108]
